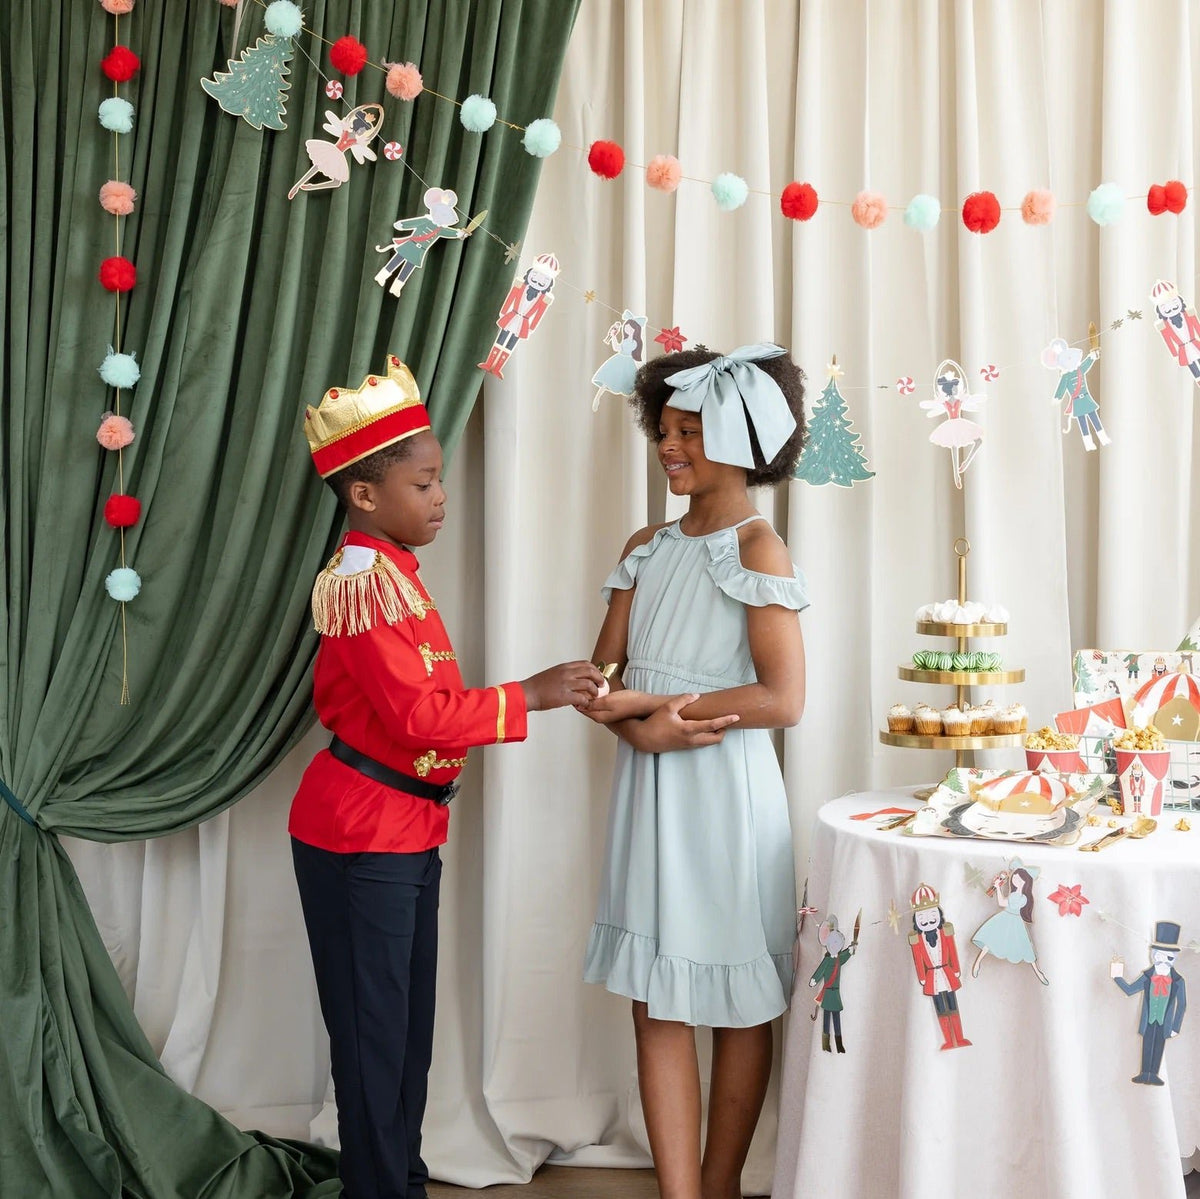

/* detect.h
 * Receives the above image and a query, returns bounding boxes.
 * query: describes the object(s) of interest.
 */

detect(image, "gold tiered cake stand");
[879,539,1025,769]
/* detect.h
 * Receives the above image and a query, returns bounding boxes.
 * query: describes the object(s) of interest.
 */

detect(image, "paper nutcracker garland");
[373,189,486,297]
[202,35,294,131]
[808,911,860,1053]
[1111,921,1187,1085]
[794,356,874,487]
[919,359,985,489]
[1151,280,1200,386]
[1041,327,1111,451]
[288,104,384,199]
[478,252,560,379]
[970,860,1049,985]
[591,311,646,410]
[908,883,971,1051]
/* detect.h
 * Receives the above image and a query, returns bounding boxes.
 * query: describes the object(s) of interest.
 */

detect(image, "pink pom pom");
[100,0,136,13]
[588,140,625,179]
[216,0,239,6]
[99,180,136,215]
[646,154,682,193]
[385,61,423,101]
[851,190,887,229]
[961,190,1001,234]
[781,181,818,221]
[1021,188,1055,225]
[97,414,135,450]
[330,35,368,75]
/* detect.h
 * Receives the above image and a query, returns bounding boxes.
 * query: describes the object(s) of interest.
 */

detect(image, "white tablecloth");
[773,789,1200,1199]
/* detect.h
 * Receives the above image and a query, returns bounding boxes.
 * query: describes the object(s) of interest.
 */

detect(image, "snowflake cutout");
[963,862,987,891]
[1127,309,1143,321]
[503,241,521,265]
[655,326,687,354]
[1047,883,1089,917]
[583,289,597,304]
[1110,318,1124,330]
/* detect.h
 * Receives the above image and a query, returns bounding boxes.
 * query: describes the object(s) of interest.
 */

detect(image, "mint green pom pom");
[1087,183,1125,226]
[99,349,140,389]
[105,566,142,602]
[460,94,497,133]
[99,98,134,134]
[264,1,304,38]
[712,172,749,211]
[522,118,561,157]
[904,194,941,231]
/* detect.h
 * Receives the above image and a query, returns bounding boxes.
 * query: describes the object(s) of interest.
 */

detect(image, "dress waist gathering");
[624,656,749,692]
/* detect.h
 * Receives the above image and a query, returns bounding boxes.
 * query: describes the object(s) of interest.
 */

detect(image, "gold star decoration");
[1110,318,1124,330]
[825,355,844,380]
[886,899,902,934]
[963,862,986,891]
[503,241,521,264]
[583,289,597,304]
[1127,309,1143,321]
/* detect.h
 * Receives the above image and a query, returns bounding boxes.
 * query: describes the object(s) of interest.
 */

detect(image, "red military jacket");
[908,924,963,996]
[289,531,527,853]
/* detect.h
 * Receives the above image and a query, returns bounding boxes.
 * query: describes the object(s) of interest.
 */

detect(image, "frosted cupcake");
[994,704,1026,735]
[1011,702,1028,732]
[888,703,915,734]
[942,706,971,738]
[914,704,942,736]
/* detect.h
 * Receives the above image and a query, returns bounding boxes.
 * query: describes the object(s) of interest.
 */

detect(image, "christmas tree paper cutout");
[202,35,293,132]
[794,357,874,487]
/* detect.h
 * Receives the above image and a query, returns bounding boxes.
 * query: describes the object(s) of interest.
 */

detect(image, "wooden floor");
[429,1167,659,1198]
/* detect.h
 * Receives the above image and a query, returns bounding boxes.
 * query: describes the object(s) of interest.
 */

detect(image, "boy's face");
[346,431,446,548]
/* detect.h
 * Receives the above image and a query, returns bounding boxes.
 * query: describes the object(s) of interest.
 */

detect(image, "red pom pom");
[330,35,368,75]
[104,494,142,528]
[781,181,818,221]
[101,45,140,82]
[1148,185,1167,215]
[99,256,136,292]
[587,139,625,179]
[1165,180,1188,214]
[962,191,1001,233]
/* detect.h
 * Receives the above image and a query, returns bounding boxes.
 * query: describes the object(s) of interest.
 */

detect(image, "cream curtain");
[67,0,1200,1193]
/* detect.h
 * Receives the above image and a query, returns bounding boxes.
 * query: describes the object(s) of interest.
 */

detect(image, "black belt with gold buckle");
[329,737,459,806]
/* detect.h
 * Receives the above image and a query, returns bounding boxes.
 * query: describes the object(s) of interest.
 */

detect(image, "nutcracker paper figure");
[919,359,984,489]
[908,883,971,1051]
[373,189,484,297]
[1112,921,1188,1085]
[1152,280,1200,385]
[1041,331,1110,451]
[478,252,559,379]
[289,104,383,199]
[808,912,860,1053]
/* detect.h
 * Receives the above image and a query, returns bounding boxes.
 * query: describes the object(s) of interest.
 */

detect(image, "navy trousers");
[292,839,441,1199]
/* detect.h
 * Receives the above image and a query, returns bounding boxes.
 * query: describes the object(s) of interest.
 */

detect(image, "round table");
[773,789,1200,1199]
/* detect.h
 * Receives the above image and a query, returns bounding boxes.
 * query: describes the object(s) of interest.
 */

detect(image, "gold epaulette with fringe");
[311,549,433,636]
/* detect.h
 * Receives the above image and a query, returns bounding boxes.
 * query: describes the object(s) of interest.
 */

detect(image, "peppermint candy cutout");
[325,80,344,100]
[980,364,999,382]
[383,141,403,161]
[896,376,915,395]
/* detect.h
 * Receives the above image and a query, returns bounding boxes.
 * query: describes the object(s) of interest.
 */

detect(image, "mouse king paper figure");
[809,911,860,1053]
[908,883,971,1051]
[1041,325,1111,451]
[1112,921,1188,1086]
[373,189,487,298]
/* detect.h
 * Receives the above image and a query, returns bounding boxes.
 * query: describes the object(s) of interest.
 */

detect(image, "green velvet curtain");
[0,0,579,1194]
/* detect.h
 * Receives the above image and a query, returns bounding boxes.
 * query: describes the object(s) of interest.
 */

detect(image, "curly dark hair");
[324,437,418,506]
[628,345,806,487]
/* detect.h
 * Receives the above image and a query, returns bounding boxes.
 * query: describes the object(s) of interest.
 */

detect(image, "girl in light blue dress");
[971,864,1048,985]
[591,311,646,410]
[581,344,808,1199]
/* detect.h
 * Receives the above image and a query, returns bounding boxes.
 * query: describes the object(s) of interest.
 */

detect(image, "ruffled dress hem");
[584,922,793,1028]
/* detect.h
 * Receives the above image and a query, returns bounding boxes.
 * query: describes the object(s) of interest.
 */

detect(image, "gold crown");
[304,355,424,457]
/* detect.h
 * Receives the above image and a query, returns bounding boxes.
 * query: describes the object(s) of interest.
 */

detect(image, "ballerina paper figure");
[920,359,985,489]
[288,103,384,200]
[590,311,646,411]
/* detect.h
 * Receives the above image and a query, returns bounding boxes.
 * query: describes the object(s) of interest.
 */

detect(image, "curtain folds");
[0,0,579,1194]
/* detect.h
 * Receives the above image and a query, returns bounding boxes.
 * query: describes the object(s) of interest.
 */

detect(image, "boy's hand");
[624,694,738,752]
[520,662,605,711]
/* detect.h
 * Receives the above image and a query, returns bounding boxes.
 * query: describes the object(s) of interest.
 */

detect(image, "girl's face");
[657,404,740,496]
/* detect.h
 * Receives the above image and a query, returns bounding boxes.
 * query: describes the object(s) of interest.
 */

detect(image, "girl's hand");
[578,689,659,724]
[624,694,739,753]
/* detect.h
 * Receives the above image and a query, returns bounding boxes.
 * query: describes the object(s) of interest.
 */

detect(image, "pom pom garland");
[329,35,368,75]
[522,118,561,158]
[781,181,818,221]
[98,97,135,133]
[385,61,423,100]
[646,155,682,192]
[962,191,1001,233]
[100,0,136,13]
[99,180,137,215]
[99,256,136,292]
[104,495,142,528]
[903,193,941,231]
[101,45,140,81]
[851,190,887,229]
[1087,182,1125,226]
[97,414,135,450]
[1147,180,1188,215]
[217,0,240,6]
[459,94,497,133]
[588,140,625,179]
[264,1,304,38]
[99,349,141,389]
[712,172,749,211]
[1021,188,1055,225]
[105,566,142,602]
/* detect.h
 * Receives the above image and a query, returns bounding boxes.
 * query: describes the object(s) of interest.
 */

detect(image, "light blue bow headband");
[664,343,796,469]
